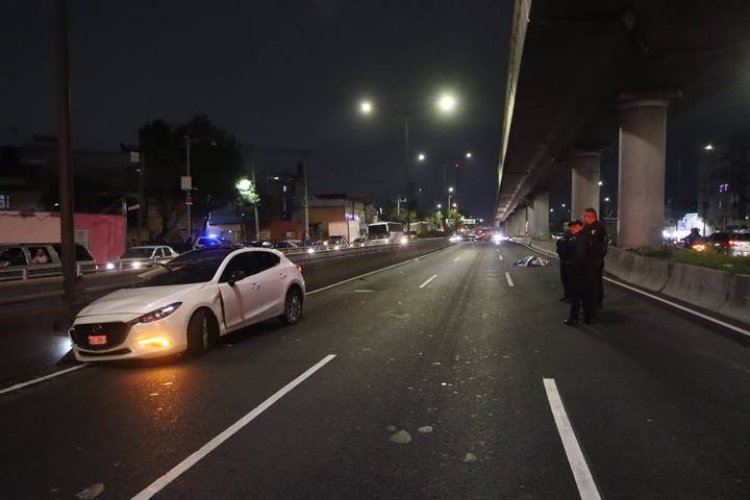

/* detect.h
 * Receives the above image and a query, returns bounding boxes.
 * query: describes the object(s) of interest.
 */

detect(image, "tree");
[139,114,244,239]
[447,208,465,229]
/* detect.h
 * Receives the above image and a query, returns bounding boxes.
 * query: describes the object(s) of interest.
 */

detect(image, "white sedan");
[69,247,305,361]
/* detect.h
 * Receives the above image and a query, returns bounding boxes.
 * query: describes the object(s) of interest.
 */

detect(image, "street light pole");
[56,0,77,304]
[185,136,192,240]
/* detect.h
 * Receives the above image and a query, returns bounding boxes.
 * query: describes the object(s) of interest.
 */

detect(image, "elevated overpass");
[495,0,750,247]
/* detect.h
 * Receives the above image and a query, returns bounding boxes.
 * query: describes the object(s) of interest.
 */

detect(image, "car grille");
[77,348,132,357]
[70,322,131,351]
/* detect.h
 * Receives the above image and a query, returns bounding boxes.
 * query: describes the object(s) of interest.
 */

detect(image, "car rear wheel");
[187,309,217,356]
[280,287,303,325]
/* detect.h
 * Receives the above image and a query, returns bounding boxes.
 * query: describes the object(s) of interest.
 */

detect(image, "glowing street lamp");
[359,100,373,115]
[417,152,426,162]
[436,203,442,209]
[465,152,472,159]
[437,93,457,113]
[448,186,454,193]
[704,143,714,151]
[598,180,603,187]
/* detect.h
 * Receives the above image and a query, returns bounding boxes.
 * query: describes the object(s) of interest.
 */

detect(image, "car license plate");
[88,335,107,346]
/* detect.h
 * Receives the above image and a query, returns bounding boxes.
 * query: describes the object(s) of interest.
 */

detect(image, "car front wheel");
[187,309,216,356]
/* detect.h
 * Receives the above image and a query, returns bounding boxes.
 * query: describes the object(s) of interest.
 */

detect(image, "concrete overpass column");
[618,98,670,248]
[529,191,549,240]
[570,152,600,222]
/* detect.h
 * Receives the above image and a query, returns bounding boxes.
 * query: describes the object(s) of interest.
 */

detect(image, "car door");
[247,251,287,323]
[154,247,169,265]
[217,253,258,330]
[26,245,59,278]
[0,246,29,281]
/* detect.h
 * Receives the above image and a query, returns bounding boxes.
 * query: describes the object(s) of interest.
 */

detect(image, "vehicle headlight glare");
[105,262,115,270]
[133,302,182,324]
[132,261,142,270]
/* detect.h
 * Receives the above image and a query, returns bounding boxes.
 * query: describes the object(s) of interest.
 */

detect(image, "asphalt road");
[1,242,748,499]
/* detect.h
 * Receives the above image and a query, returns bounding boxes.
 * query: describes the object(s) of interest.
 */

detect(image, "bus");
[367,222,405,245]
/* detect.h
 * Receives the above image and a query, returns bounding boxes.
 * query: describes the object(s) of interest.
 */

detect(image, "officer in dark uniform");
[555,219,572,301]
[563,220,592,325]
[583,208,607,310]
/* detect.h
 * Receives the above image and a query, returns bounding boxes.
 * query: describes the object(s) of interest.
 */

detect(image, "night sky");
[1,0,512,221]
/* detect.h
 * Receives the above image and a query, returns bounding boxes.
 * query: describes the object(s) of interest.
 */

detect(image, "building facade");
[698,140,750,230]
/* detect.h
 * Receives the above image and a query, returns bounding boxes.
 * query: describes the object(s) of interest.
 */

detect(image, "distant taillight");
[730,240,740,246]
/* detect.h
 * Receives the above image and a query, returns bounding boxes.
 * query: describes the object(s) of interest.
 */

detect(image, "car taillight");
[730,240,740,246]
[297,265,303,273]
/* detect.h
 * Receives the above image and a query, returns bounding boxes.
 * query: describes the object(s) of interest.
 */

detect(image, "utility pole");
[302,160,309,241]
[184,136,192,240]
[56,0,77,304]
[394,195,407,216]
[251,162,260,239]
[138,152,145,243]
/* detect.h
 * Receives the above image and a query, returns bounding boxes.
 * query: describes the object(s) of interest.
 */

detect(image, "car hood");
[78,283,205,317]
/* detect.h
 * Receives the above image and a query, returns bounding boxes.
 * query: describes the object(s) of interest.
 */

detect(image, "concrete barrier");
[662,261,731,313]
[604,246,635,282]
[720,274,750,324]
[627,253,671,292]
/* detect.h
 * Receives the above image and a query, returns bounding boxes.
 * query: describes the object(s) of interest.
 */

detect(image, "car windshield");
[135,249,232,286]
[121,248,155,258]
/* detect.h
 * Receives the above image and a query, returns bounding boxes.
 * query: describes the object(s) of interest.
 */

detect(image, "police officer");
[583,208,607,310]
[563,220,592,325]
[555,219,572,301]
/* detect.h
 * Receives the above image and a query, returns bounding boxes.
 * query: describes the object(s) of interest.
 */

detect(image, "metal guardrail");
[281,238,445,263]
[0,263,84,283]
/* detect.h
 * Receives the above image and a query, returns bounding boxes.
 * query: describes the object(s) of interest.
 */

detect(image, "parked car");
[324,235,347,250]
[0,243,97,281]
[105,245,179,271]
[69,247,305,361]
[728,232,750,257]
[193,236,223,250]
[272,241,300,251]
[707,232,731,254]
[352,237,368,248]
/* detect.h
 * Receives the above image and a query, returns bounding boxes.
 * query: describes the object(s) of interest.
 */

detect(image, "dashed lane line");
[0,364,88,396]
[454,256,462,262]
[419,274,439,289]
[132,354,337,500]
[543,378,602,500]
[505,272,514,287]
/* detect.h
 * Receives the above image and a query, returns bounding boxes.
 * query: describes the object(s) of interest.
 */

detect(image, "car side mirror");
[228,269,246,287]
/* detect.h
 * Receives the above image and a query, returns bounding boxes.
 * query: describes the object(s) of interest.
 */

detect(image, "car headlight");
[131,261,143,270]
[105,262,115,270]
[131,302,182,324]
[399,236,409,245]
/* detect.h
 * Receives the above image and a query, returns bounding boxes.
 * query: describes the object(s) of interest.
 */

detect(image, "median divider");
[721,274,750,325]
[662,261,731,313]
[290,238,453,290]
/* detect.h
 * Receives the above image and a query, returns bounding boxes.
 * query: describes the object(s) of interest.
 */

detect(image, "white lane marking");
[306,245,453,296]
[454,256,462,262]
[603,277,750,339]
[419,275,439,289]
[0,364,88,396]
[543,378,602,500]
[498,254,504,261]
[519,242,750,339]
[132,354,336,500]
[505,272,514,287]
